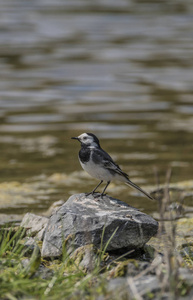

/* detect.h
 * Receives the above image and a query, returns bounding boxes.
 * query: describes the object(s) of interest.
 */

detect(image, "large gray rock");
[41,193,158,257]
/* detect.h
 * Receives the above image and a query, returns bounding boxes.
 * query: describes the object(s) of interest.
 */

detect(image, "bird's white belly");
[79,159,114,182]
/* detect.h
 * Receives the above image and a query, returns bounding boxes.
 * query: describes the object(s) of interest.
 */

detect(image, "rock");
[108,275,160,298]
[108,260,150,279]
[22,237,40,257]
[20,213,48,240]
[43,199,65,217]
[178,268,193,286]
[70,244,99,272]
[41,193,158,257]
[107,266,193,299]
[34,264,54,280]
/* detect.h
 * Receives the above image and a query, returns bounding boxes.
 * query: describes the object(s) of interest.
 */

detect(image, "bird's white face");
[78,133,97,146]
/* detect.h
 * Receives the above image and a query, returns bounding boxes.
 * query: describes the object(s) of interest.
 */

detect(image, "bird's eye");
[83,137,87,140]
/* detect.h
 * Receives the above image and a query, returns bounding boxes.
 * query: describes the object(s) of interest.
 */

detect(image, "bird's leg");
[85,180,103,196]
[100,181,110,197]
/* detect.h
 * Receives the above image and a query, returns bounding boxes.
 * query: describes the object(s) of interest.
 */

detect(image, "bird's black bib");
[79,146,91,163]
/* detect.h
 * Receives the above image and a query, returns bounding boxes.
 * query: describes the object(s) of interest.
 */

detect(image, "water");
[0,0,193,220]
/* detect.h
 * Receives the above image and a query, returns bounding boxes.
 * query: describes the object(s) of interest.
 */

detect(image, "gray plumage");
[72,132,153,200]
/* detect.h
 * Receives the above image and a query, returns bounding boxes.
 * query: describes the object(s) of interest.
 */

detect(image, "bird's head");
[71,133,100,148]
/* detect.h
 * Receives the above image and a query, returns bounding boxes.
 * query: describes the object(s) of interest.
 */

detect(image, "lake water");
[0,0,193,220]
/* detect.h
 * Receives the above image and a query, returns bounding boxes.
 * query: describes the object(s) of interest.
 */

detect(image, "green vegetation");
[1,216,193,300]
[1,173,193,300]
[0,228,97,300]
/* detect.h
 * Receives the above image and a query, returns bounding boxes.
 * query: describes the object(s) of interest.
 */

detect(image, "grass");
[0,170,193,300]
[0,225,117,300]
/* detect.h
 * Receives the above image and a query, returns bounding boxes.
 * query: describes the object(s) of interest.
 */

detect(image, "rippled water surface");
[0,0,193,218]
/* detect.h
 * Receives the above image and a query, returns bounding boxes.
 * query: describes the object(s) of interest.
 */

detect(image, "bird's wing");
[103,160,129,179]
[92,148,154,200]
[93,148,129,179]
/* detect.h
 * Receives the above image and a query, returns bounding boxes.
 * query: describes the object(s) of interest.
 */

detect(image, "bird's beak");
[71,137,79,141]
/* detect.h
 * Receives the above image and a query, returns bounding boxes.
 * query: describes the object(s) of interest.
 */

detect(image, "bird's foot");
[85,192,97,197]
[85,192,107,200]
[85,192,92,197]
[95,193,107,199]
[100,193,107,198]
[93,193,102,200]
[93,193,107,201]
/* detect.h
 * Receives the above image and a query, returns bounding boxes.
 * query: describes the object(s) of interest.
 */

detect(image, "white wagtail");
[71,133,153,200]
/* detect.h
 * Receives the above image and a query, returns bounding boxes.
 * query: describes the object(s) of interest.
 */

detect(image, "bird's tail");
[125,179,154,200]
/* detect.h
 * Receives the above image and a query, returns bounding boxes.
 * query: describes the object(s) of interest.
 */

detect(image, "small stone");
[20,213,48,240]
[108,275,160,298]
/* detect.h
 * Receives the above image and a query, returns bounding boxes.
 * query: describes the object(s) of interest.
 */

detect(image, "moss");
[71,245,89,264]
[114,261,129,277]
[143,245,156,260]
[178,243,193,267]
[70,244,99,272]
[108,260,132,278]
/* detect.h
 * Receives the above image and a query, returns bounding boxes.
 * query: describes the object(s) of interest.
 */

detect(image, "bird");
[71,132,153,200]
